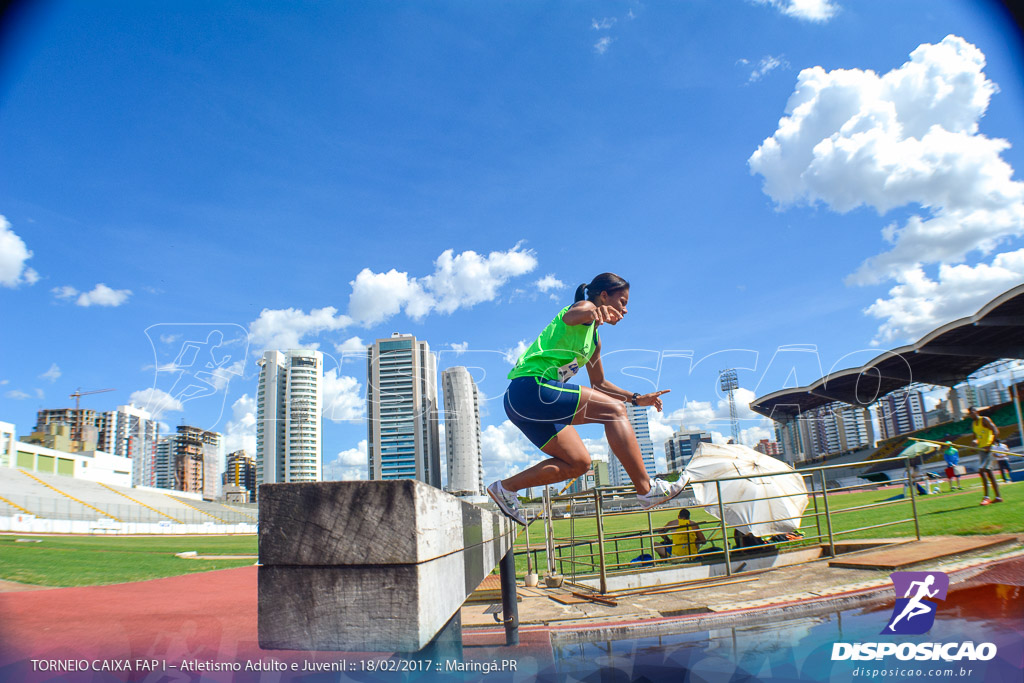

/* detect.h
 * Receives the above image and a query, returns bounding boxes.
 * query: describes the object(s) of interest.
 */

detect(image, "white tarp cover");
[681,442,809,537]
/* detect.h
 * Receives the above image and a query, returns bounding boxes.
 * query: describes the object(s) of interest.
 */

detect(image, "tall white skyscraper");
[103,404,160,488]
[256,349,323,486]
[441,366,483,496]
[610,404,657,486]
[366,334,441,488]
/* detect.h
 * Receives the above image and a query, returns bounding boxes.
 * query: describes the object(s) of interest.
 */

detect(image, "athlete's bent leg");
[501,426,591,493]
[572,386,653,496]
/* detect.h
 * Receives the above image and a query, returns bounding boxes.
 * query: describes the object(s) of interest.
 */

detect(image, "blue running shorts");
[504,376,582,450]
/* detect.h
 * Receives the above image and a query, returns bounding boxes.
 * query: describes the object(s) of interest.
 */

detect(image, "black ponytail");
[577,273,629,303]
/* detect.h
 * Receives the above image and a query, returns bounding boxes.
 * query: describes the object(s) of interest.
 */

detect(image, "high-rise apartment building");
[154,436,175,489]
[977,380,1011,408]
[877,390,927,441]
[366,334,441,487]
[952,384,978,414]
[838,404,874,452]
[754,439,782,456]
[103,404,160,488]
[664,428,713,472]
[224,450,256,502]
[609,404,658,485]
[592,459,609,488]
[256,349,323,486]
[33,408,106,452]
[441,366,483,496]
[174,425,222,500]
[802,403,874,458]
[566,468,596,494]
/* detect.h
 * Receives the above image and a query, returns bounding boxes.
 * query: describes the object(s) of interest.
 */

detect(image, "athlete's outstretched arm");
[584,340,669,411]
[563,300,623,326]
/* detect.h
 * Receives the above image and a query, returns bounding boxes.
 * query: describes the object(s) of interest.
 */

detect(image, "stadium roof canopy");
[750,284,1024,424]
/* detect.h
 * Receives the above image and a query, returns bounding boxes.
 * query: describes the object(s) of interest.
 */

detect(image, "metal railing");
[521,455,923,594]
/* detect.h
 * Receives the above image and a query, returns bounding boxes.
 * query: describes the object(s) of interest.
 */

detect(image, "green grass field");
[0,534,257,587]
[1,477,1018,587]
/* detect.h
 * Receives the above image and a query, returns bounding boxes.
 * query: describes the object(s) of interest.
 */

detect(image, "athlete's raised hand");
[636,389,671,412]
[592,304,623,326]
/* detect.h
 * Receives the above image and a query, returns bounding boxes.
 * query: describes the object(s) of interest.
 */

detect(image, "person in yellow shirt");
[968,407,1002,505]
[655,508,707,559]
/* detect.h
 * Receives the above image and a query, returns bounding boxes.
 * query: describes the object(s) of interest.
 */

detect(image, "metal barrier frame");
[531,454,922,594]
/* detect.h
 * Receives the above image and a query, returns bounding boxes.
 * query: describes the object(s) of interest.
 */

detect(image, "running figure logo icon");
[883,571,949,635]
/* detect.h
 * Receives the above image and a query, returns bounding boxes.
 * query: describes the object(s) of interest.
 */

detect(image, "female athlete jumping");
[487,273,685,524]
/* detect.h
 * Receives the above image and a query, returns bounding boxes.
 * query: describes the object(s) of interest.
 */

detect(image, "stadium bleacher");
[0,467,257,525]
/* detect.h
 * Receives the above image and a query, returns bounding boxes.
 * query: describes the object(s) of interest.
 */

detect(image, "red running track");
[0,566,553,682]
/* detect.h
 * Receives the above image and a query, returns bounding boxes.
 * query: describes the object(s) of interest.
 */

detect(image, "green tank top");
[508,305,599,383]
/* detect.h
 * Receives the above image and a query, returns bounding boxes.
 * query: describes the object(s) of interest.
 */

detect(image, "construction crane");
[69,387,115,442]
[70,387,115,411]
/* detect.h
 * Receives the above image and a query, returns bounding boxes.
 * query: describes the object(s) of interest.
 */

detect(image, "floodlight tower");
[720,369,740,443]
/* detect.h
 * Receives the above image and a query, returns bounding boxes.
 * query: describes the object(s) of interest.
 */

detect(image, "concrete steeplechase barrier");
[257,479,518,654]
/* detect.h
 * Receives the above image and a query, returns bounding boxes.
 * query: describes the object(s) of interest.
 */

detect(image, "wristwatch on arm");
[630,392,639,405]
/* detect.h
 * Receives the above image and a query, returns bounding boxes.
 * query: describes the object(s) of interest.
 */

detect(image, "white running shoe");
[487,480,527,525]
[637,478,686,510]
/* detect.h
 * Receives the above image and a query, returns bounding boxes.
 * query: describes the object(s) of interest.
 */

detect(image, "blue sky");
[2,0,1023,484]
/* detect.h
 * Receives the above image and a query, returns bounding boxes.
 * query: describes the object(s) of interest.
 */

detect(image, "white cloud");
[864,253,1024,343]
[322,369,364,422]
[129,388,184,419]
[449,341,469,355]
[159,334,181,345]
[73,283,132,307]
[347,269,432,326]
[425,245,538,314]
[503,339,530,366]
[657,388,773,444]
[52,285,78,301]
[751,0,839,22]
[333,335,366,355]
[647,414,676,446]
[535,274,566,292]
[0,216,38,288]
[5,389,30,400]
[481,420,537,483]
[739,425,774,446]
[324,439,368,481]
[248,306,351,352]
[748,55,789,83]
[594,36,614,55]
[581,437,610,462]
[749,35,1024,342]
[348,244,536,326]
[223,394,256,455]
[591,17,616,30]
[39,363,61,383]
